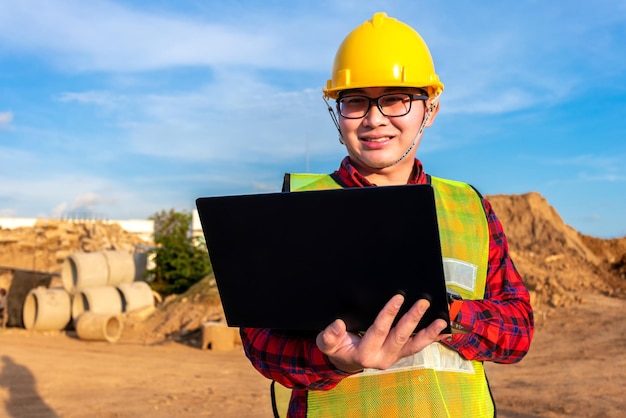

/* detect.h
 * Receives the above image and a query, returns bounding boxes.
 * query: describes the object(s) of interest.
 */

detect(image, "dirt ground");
[0,291,624,418]
[0,326,272,418]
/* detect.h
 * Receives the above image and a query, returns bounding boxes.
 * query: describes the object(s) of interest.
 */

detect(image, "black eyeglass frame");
[336,93,430,119]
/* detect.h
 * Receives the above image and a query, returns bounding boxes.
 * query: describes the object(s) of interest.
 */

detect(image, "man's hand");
[316,294,448,373]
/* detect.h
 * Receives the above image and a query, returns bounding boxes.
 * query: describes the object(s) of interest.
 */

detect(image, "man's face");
[337,87,433,176]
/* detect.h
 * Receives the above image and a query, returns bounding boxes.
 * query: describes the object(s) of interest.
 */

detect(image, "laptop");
[195,184,450,334]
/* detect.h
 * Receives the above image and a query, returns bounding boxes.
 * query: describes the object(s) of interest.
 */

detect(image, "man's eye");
[380,95,404,106]
[344,97,366,105]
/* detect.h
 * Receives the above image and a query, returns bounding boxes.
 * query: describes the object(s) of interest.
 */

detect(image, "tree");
[148,209,212,295]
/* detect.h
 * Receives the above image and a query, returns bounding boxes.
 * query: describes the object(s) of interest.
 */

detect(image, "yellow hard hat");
[324,12,444,100]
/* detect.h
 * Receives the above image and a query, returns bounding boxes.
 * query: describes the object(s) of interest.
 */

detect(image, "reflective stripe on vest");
[282,173,493,418]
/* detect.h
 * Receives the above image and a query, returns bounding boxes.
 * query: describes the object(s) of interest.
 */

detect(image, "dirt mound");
[122,276,225,345]
[0,219,150,275]
[487,192,626,320]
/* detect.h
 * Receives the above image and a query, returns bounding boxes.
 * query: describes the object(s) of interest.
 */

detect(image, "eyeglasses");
[337,93,429,119]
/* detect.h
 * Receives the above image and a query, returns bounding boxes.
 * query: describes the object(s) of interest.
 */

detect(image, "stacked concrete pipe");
[71,285,123,321]
[116,281,154,313]
[62,250,135,293]
[23,250,155,340]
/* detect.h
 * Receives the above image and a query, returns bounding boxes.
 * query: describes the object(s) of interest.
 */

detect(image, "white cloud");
[50,192,117,218]
[531,154,626,186]
[0,0,334,73]
[70,192,110,212]
[57,68,339,164]
[58,91,122,109]
[2,1,621,117]
[50,202,68,219]
[536,154,625,173]
[585,214,603,222]
[0,111,13,129]
[0,173,134,219]
[0,208,17,217]
[579,173,626,182]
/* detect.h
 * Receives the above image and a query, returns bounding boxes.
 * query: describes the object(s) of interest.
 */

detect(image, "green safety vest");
[273,173,494,418]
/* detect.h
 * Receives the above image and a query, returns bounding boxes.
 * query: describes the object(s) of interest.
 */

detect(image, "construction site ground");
[1,291,624,418]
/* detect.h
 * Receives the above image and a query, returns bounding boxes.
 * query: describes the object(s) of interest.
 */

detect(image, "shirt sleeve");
[240,327,355,390]
[440,198,534,363]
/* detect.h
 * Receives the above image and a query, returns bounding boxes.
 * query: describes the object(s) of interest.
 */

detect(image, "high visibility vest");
[274,173,494,418]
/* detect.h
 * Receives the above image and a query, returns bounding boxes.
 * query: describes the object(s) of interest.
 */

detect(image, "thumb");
[316,319,347,354]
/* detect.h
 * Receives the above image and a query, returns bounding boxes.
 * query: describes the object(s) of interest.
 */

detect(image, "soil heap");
[0,219,149,275]
[487,192,626,319]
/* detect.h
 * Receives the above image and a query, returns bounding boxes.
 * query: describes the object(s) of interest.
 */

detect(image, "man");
[241,12,533,417]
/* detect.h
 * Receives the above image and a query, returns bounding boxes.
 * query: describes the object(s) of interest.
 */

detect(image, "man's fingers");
[418,318,448,342]
[402,319,448,357]
[316,319,346,354]
[385,298,430,348]
[395,299,430,335]
[362,294,405,343]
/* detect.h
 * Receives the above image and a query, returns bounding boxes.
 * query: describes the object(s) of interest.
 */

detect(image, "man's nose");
[363,101,387,125]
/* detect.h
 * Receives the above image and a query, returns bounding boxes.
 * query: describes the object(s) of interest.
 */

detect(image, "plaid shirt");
[241,157,534,417]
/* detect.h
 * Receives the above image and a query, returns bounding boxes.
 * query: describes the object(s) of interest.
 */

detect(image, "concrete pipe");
[133,251,148,282]
[61,252,109,293]
[116,281,154,313]
[103,250,135,286]
[75,312,123,343]
[22,287,72,331]
[72,286,123,322]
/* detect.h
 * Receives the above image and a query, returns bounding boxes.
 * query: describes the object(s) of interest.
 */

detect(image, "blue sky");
[1,0,625,238]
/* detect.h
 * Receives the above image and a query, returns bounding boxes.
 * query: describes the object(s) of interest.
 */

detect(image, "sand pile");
[487,192,626,318]
[0,219,150,275]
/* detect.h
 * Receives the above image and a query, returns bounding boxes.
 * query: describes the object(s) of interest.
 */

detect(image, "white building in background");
[0,218,38,229]
[112,220,155,242]
[191,208,203,239]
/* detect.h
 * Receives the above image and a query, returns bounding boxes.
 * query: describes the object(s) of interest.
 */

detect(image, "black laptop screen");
[196,184,450,334]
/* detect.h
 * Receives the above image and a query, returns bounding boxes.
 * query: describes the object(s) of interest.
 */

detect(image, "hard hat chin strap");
[383,98,437,168]
[323,95,438,166]
[323,96,343,143]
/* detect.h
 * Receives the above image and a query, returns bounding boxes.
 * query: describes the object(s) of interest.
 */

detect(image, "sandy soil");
[485,293,626,418]
[1,291,624,418]
[0,328,273,418]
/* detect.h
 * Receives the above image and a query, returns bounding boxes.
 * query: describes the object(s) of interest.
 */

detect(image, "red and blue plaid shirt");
[241,157,534,417]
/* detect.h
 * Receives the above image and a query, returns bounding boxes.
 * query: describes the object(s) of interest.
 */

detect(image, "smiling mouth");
[361,137,392,142]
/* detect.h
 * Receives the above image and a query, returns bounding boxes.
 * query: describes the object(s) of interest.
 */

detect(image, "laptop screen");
[196,184,450,334]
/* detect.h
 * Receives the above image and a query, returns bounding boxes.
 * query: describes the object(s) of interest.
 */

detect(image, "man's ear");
[425,100,440,128]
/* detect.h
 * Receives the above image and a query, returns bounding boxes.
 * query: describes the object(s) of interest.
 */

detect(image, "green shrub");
[148,209,212,295]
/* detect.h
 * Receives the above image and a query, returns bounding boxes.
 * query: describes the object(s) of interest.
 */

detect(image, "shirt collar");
[333,156,427,187]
